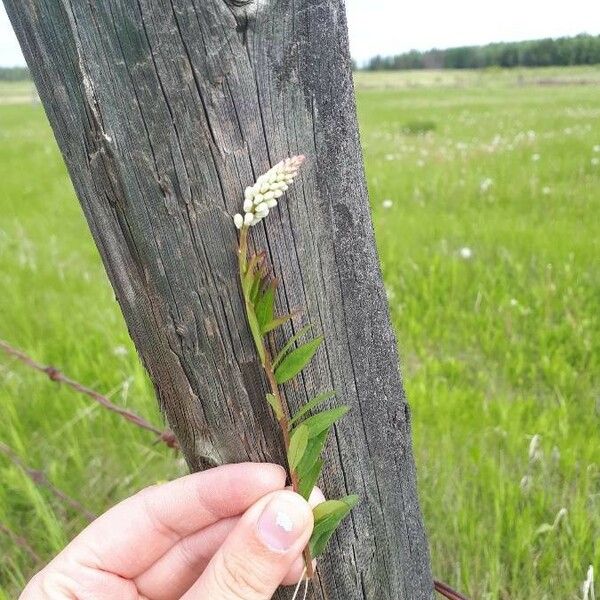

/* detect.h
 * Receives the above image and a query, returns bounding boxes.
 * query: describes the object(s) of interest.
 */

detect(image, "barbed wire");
[0,339,178,450]
[0,441,96,522]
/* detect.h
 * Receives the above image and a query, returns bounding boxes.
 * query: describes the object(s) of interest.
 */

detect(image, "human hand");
[21,463,320,599]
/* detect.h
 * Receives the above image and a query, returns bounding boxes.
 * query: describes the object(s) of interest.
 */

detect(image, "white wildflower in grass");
[532,153,540,162]
[459,247,473,260]
[583,565,595,600]
[553,507,568,529]
[534,507,569,538]
[480,177,493,193]
[233,155,305,229]
[542,186,551,195]
[382,199,393,209]
[591,157,600,166]
[528,434,543,463]
[519,475,532,494]
[593,145,600,153]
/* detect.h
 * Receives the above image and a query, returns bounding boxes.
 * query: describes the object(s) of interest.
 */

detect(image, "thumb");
[182,490,313,600]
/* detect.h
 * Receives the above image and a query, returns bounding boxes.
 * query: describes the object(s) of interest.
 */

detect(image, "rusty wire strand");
[0,339,178,450]
[0,521,41,563]
[435,579,470,599]
[0,441,96,522]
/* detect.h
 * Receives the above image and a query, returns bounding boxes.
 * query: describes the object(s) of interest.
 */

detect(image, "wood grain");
[4,0,433,597]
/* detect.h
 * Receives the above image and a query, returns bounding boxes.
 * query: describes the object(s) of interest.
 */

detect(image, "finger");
[136,488,325,599]
[277,486,323,586]
[280,488,322,586]
[182,490,313,599]
[63,463,286,578]
[135,517,238,600]
[281,556,316,586]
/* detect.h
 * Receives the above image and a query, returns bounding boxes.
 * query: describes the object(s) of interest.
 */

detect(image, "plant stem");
[237,227,314,579]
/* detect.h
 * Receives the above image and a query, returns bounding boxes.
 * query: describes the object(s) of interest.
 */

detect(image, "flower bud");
[256,207,269,219]
[233,213,244,229]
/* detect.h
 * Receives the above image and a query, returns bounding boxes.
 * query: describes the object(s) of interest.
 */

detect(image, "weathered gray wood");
[4,1,433,598]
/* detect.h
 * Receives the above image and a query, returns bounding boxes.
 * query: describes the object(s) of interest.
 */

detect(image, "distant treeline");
[0,66,30,81]
[365,34,600,70]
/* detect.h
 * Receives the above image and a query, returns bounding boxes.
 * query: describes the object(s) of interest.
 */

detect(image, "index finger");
[63,462,286,578]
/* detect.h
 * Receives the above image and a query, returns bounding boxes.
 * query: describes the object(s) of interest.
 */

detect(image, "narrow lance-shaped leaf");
[242,254,260,297]
[255,281,276,332]
[246,307,265,365]
[265,393,283,420]
[287,424,309,473]
[309,495,359,557]
[261,312,294,335]
[298,457,323,500]
[290,390,336,426]
[272,323,313,368]
[275,336,323,384]
[250,273,263,305]
[296,428,329,479]
[251,256,269,304]
[302,405,349,438]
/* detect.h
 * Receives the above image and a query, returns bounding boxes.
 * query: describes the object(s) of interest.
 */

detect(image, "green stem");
[237,226,314,579]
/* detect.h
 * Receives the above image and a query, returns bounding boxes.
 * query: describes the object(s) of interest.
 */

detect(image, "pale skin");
[21,463,322,600]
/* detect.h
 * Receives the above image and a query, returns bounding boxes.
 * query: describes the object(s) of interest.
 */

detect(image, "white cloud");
[1,1,599,68]
[345,0,600,64]
[0,6,24,67]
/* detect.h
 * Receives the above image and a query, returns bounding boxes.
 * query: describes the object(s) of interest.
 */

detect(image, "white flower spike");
[233,155,305,228]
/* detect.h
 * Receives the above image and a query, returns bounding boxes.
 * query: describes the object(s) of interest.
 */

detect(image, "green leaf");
[289,390,336,426]
[312,496,358,522]
[255,282,276,331]
[246,308,265,364]
[274,337,323,384]
[302,405,349,438]
[298,458,323,500]
[287,424,309,473]
[242,254,259,297]
[309,495,359,557]
[250,274,263,304]
[265,393,283,420]
[296,429,329,479]
[261,313,294,335]
[272,323,313,368]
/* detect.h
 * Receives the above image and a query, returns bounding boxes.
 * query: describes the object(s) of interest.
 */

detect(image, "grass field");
[1,68,599,599]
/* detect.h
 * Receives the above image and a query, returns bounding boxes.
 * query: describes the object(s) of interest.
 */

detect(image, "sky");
[1,1,600,67]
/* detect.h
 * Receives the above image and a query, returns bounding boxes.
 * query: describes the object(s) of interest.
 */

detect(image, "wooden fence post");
[4,1,433,597]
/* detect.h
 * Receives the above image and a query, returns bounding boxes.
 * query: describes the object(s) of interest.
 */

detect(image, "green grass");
[1,68,599,598]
